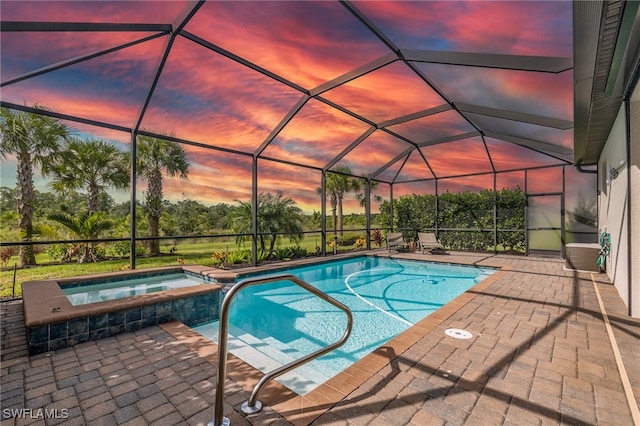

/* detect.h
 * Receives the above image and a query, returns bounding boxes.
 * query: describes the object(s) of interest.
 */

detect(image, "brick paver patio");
[1,252,639,425]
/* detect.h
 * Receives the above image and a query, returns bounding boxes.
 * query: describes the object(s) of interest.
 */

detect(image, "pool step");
[193,321,334,394]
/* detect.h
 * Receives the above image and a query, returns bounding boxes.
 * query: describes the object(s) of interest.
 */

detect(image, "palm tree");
[318,166,359,236]
[0,106,69,267]
[354,178,383,209]
[47,137,130,213]
[136,134,189,256]
[47,211,114,263]
[232,191,304,256]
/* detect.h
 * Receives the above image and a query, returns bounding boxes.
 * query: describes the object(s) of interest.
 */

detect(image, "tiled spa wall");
[27,290,220,355]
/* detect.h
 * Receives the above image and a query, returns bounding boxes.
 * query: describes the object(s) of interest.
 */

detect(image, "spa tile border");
[22,265,223,355]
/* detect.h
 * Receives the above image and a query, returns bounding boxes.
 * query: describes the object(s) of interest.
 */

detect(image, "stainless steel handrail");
[211,273,353,426]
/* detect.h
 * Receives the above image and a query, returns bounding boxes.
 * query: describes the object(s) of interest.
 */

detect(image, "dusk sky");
[0,0,574,213]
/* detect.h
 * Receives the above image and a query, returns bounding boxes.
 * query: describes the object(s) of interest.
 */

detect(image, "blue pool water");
[62,272,210,305]
[194,256,494,394]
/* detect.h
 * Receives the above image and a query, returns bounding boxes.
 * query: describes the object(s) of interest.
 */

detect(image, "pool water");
[62,272,210,305]
[193,256,494,394]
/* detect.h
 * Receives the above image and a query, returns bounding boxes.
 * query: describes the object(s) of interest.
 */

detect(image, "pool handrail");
[211,273,353,426]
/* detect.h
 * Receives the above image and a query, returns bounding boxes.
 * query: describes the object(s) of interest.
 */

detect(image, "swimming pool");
[62,272,212,306]
[193,256,494,394]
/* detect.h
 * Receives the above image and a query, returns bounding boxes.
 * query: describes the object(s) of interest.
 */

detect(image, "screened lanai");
[3,3,640,426]
[1,0,597,273]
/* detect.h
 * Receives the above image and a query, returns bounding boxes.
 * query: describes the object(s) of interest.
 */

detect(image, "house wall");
[630,84,640,318]
[598,107,630,311]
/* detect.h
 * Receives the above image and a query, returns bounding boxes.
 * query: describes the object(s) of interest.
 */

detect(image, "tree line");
[1,106,533,268]
[1,106,189,266]
[1,106,383,267]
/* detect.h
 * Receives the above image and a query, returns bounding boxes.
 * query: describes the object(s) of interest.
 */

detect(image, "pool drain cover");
[445,328,473,339]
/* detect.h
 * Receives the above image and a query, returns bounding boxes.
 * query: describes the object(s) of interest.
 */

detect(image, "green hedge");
[379,188,525,252]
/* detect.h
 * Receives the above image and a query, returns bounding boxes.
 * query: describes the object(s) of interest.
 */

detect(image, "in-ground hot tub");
[22,265,222,355]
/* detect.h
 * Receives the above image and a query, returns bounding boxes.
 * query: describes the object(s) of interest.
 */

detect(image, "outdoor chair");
[386,232,408,251]
[418,232,445,254]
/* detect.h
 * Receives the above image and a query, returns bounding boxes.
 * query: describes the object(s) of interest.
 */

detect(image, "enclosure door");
[527,194,563,257]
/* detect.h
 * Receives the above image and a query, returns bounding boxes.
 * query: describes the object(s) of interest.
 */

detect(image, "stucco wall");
[630,86,639,318]
[598,107,629,309]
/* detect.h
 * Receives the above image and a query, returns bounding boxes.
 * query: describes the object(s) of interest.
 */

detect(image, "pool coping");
[22,265,223,328]
[162,253,507,424]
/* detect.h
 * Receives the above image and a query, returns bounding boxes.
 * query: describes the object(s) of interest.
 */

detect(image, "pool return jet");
[210,273,353,426]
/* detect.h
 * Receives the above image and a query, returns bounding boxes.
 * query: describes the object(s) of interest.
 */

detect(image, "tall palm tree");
[318,166,359,236]
[0,106,69,267]
[136,134,189,256]
[47,137,130,213]
[48,211,115,263]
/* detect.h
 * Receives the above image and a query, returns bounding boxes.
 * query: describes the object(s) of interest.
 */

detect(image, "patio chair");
[386,232,408,251]
[418,232,444,254]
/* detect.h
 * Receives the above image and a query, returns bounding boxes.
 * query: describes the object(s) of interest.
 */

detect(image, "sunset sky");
[0,0,575,214]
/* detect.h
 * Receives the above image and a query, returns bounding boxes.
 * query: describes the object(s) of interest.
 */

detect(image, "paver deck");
[1,252,639,425]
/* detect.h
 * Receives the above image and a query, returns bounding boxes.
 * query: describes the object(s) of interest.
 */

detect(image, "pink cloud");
[335,130,414,177]
[140,37,304,152]
[388,109,476,142]
[438,174,495,193]
[395,150,434,182]
[1,1,188,24]
[421,137,493,177]
[393,181,436,198]
[2,36,168,127]
[257,161,323,212]
[418,64,573,122]
[354,1,572,57]
[185,1,390,89]
[1,0,575,205]
[262,99,371,168]
[321,62,445,123]
[496,171,525,190]
[0,32,161,82]
[485,138,565,171]
[526,166,564,193]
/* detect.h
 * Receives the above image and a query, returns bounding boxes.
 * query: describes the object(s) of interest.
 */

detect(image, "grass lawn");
[0,234,363,297]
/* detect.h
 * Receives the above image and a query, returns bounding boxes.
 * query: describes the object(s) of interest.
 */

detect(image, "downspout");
[624,98,632,316]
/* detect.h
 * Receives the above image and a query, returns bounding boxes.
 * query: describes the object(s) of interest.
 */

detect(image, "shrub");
[0,246,17,268]
[92,245,106,260]
[46,244,72,262]
[289,246,310,258]
[273,247,292,260]
[227,250,249,265]
[134,244,147,257]
[107,241,131,258]
[338,233,361,246]
[211,251,227,266]
[256,250,269,263]
[371,229,382,248]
